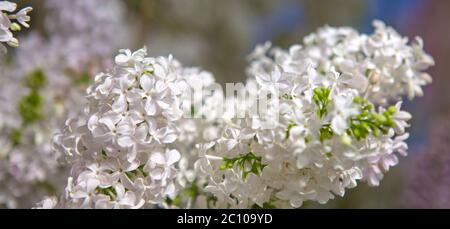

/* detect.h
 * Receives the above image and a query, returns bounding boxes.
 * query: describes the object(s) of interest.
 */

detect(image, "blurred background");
[9,0,450,208]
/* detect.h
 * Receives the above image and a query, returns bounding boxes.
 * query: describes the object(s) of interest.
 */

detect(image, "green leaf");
[182,183,199,199]
[9,128,22,146]
[18,90,44,124]
[165,196,182,207]
[347,97,396,141]
[73,72,91,86]
[221,152,267,180]
[319,125,333,142]
[96,187,117,198]
[313,86,331,118]
[24,70,46,90]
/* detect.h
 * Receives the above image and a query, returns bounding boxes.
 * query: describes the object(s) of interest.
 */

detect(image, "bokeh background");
[10,0,450,208]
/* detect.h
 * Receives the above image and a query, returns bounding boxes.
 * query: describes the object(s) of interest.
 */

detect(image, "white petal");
[296,155,310,169]
[290,197,303,208]
[99,117,116,131]
[121,192,137,207]
[156,99,171,110]
[112,94,127,113]
[256,73,270,86]
[164,182,176,195]
[0,2,17,12]
[161,132,177,144]
[155,80,167,93]
[271,67,282,82]
[147,118,157,134]
[153,63,166,79]
[149,167,165,180]
[135,124,148,141]
[225,139,238,151]
[116,120,133,135]
[166,149,181,165]
[145,99,157,116]
[140,74,154,92]
[150,152,166,165]
[86,179,100,193]
[115,53,130,65]
[331,116,348,135]
[117,136,134,148]
[395,111,412,121]
[155,127,177,144]
[114,184,126,199]
[126,145,138,163]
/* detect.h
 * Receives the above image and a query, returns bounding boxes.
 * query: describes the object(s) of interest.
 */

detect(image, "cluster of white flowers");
[0,1,32,54]
[36,20,433,209]
[0,0,129,208]
[39,48,219,209]
[195,20,434,208]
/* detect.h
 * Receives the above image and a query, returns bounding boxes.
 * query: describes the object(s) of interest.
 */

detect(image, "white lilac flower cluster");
[0,0,129,208]
[0,1,32,54]
[42,48,220,209]
[36,20,433,209]
[195,20,434,208]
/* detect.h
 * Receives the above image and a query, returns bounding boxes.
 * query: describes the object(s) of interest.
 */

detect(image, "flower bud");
[10,23,21,31]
